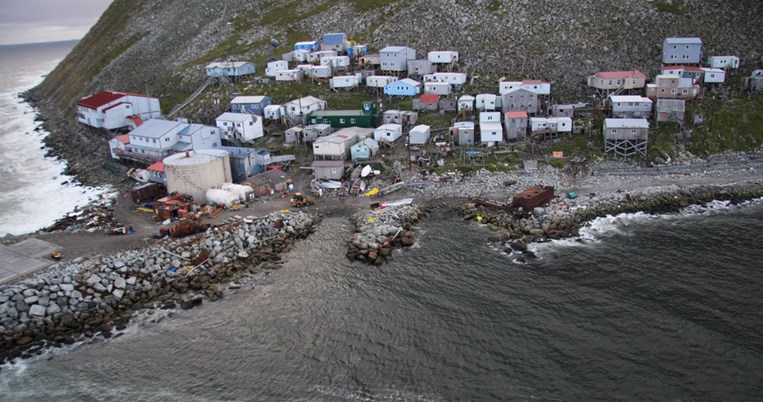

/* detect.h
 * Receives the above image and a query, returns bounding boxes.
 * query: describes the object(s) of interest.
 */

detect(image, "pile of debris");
[346,204,423,265]
[43,193,124,234]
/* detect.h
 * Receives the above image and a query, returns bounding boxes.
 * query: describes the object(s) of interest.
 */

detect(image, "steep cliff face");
[27,0,763,185]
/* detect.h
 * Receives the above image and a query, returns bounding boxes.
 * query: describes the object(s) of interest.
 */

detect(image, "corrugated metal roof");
[231,95,268,103]
[505,111,528,118]
[609,95,652,103]
[322,33,346,45]
[216,112,252,122]
[77,91,147,109]
[604,118,650,129]
[115,134,130,144]
[129,119,187,139]
[147,161,164,172]
[591,70,647,80]
[665,37,702,44]
[421,93,439,103]
[380,46,409,53]
[205,61,252,69]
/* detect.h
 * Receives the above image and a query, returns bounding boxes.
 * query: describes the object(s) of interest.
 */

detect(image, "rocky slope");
[26,0,763,185]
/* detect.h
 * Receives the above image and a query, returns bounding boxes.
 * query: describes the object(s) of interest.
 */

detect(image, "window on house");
[350,118,356,124]
[671,89,678,94]
[673,45,677,49]
[339,119,345,124]
[153,139,156,143]
[612,129,618,134]
[682,89,689,94]
[686,45,690,49]
[249,121,253,126]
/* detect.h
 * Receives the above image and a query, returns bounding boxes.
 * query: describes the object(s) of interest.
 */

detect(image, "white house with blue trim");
[230,96,272,116]
[205,62,256,77]
[384,78,422,97]
[295,40,320,52]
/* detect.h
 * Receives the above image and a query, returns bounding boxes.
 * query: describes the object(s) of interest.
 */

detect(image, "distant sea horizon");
[0,39,105,237]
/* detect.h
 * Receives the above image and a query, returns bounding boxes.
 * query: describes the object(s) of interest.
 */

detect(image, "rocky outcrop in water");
[0,211,317,363]
[346,205,423,265]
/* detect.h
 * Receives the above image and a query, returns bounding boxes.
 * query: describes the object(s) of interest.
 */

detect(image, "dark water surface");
[1,203,762,401]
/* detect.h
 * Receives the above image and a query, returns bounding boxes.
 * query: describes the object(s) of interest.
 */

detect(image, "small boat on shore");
[381,198,413,207]
[317,180,343,189]
[379,181,405,195]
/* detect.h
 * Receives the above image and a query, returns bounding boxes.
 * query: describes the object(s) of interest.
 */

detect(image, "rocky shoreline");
[0,211,318,363]
[346,204,424,265]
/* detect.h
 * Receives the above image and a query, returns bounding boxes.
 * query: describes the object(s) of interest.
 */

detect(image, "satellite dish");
[270,39,280,48]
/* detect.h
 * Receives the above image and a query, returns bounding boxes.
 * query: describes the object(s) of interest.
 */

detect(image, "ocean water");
[1,201,761,401]
[0,41,105,237]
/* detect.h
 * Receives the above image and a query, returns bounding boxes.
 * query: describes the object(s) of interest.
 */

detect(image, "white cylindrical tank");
[221,183,255,202]
[205,189,239,208]
[163,150,232,203]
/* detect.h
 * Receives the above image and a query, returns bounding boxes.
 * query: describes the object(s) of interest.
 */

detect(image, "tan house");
[645,74,700,100]
[587,71,647,91]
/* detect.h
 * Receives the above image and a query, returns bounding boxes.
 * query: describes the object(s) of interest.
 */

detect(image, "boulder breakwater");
[346,204,424,265]
[459,183,763,258]
[0,211,317,363]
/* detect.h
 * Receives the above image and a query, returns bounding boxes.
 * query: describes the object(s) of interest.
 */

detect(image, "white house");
[423,72,467,86]
[109,119,221,162]
[476,94,498,111]
[374,124,404,143]
[707,56,739,69]
[308,50,338,63]
[458,95,475,112]
[292,49,310,63]
[428,51,459,64]
[284,96,327,119]
[366,75,397,88]
[479,112,503,144]
[76,91,161,130]
[609,95,653,118]
[530,117,573,135]
[205,61,256,77]
[451,121,475,145]
[312,127,373,160]
[264,104,285,121]
[424,82,451,96]
[320,55,351,70]
[701,67,726,83]
[498,80,551,95]
[265,60,289,77]
[408,124,431,145]
[215,112,263,142]
[330,74,361,90]
[380,46,416,72]
[275,69,304,81]
[310,65,332,78]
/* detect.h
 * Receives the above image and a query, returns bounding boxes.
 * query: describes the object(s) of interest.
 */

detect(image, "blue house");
[218,146,261,181]
[663,37,702,64]
[294,40,320,52]
[351,138,379,161]
[322,33,347,53]
[205,61,256,77]
[230,95,272,116]
[384,78,423,97]
[348,44,368,58]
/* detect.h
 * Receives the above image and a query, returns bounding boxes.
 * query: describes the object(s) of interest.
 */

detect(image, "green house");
[307,101,377,128]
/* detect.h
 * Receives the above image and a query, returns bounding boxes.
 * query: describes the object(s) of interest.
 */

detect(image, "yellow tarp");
[279,209,290,213]
[364,188,379,196]
[367,216,376,223]
[476,215,483,222]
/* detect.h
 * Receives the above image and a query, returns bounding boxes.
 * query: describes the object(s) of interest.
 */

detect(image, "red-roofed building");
[108,134,130,159]
[587,71,647,91]
[146,161,166,184]
[504,111,529,140]
[76,90,161,130]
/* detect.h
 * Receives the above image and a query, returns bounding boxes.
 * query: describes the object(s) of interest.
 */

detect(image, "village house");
[321,33,348,53]
[707,55,740,69]
[321,55,351,70]
[439,99,456,112]
[504,111,528,140]
[108,134,130,159]
[382,110,418,126]
[265,60,289,77]
[550,104,577,118]
[428,51,459,64]
[294,40,320,52]
[312,127,373,160]
[348,44,368,58]
[744,70,763,94]
[408,59,435,76]
[308,101,377,128]
[423,72,468,87]
[263,104,285,122]
[608,95,653,119]
[109,119,221,163]
[284,126,303,144]
[217,146,265,181]
[498,80,551,95]
[309,65,332,79]
[475,94,498,111]
[290,49,310,63]
[661,65,705,82]
[351,138,379,161]
[230,95,272,116]
[479,112,503,144]
[701,68,726,84]
[501,88,539,115]
[308,50,338,64]
[646,74,700,100]
[76,90,161,130]
[663,37,703,64]
[215,112,263,143]
[384,78,423,97]
[408,124,431,145]
[529,117,572,138]
[587,70,647,92]
[424,82,451,96]
[380,46,417,72]
[205,61,256,77]
[603,118,650,157]
[366,75,397,88]
[374,123,404,143]
[302,124,332,142]
[457,95,475,113]
[359,54,381,67]
[655,99,686,123]
[242,169,291,197]
[450,121,475,146]
[329,74,361,91]
[275,69,304,82]
[311,160,345,180]
[284,96,327,122]
[412,93,439,111]
[146,161,166,184]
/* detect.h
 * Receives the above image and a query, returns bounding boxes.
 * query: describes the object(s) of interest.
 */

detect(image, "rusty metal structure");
[511,185,555,210]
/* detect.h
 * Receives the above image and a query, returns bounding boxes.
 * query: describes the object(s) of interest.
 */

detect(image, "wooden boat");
[379,181,405,195]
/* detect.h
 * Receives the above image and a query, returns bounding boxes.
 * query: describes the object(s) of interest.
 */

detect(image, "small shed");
[701,68,726,83]
[310,65,332,79]
[264,104,284,121]
[374,123,404,143]
[439,99,456,112]
[312,160,345,180]
[303,124,332,142]
[476,94,498,111]
[284,127,303,144]
[425,82,451,96]
[413,94,439,111]
[242,169,291,197]
[409,124,431,145]
[351,138,379,161]
[655,99,686,123]
[276,69,304,81]
[330,74,361,90]
[450,121,475,146]
[428,51,459,64]
[366,75,397,88]
[707,56,739,69]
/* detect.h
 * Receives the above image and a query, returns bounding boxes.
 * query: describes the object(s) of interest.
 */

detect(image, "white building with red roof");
[76,90,161,130]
